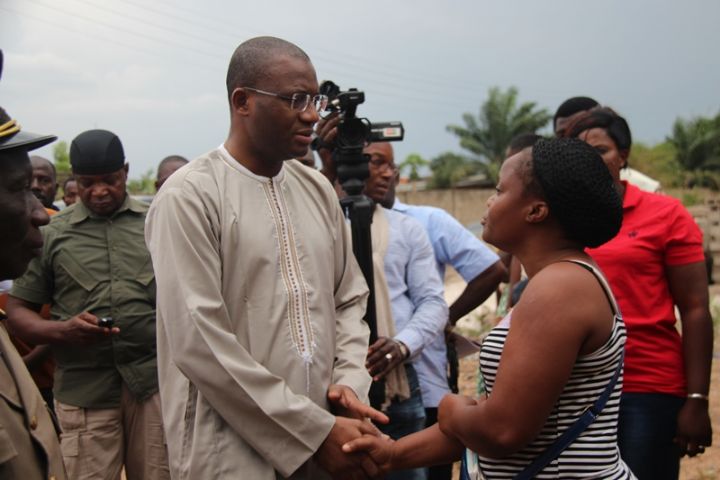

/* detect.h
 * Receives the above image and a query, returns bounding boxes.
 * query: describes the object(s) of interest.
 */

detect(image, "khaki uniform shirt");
[145,150,371,479]
[11,196,158,408]
[0,321,67,480]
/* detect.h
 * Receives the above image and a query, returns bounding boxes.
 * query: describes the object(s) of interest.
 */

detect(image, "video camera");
[312,81,404,409]
[313,80,404,195]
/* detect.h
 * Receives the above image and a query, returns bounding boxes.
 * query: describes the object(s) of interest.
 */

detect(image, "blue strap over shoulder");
[514,352,624,479]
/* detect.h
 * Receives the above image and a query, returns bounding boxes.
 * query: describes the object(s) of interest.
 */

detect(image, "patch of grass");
[682,191,703,207]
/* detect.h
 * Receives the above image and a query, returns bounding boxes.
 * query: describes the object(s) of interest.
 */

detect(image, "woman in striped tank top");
[343,138,635,478]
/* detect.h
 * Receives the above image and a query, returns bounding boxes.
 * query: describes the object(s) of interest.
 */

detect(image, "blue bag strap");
[460,455,472,480]
[514,352,624,480]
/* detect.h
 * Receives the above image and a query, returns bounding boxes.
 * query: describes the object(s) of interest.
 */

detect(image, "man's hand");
[327,384,389,424]
[60,312,119,345]
[315,112,340,182]
[314,416,384,479]
[366,337,405,381]
[315,112,340,151]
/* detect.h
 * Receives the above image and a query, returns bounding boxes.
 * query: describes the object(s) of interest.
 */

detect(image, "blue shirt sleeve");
[384,212,448,356]
[426,208,499,283]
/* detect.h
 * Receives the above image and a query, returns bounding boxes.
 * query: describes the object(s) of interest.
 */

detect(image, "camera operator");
[317,114,448,480]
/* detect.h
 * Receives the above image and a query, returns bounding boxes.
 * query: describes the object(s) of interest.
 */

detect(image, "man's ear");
[231,88,250,116]
[526,200,549,224]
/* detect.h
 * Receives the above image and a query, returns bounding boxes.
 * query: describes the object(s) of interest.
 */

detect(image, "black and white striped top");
[473,261,635,479]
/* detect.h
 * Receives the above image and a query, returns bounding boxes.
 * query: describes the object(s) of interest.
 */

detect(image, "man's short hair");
[63,176,76,191]
[553,96,599,128]
[507,133,543,157]
[157,155,188,178]
[30,155,57,179]
[225,36,310,101]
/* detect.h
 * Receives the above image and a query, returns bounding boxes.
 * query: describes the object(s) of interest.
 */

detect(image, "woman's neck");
[517,245,589,279]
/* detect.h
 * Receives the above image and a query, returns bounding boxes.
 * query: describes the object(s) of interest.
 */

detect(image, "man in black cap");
[0,90,68,478]
[7,129,170,480]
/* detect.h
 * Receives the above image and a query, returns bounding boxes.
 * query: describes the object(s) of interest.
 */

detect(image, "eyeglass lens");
[290,93,328,112]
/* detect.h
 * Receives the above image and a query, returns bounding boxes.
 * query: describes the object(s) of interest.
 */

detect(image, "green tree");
[628,141,680,188]
[446,86,551,183]
[399,153,429,181]
[127,168,155,195]
[428,152,481,189]
[53,141,71,175]
[667,112,720,189]
[668,112,720,171]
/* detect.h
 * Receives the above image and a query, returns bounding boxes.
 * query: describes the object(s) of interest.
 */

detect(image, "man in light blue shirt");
[381,209,448,371]
[367,142,506,480]
[361,142,448,480]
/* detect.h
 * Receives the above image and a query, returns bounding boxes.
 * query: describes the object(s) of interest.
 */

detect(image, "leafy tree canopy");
[666,111,720,190]
[444,86,551,185]
[399,153,429,181]
[668,111,720,171]
[428,152,481,189]
[628,141,679,188]
[53,141,71,175]
[127,168,155,195]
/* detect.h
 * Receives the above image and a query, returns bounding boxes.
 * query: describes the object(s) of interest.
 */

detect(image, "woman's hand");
[674,398,713,457]
[342,433,395,477]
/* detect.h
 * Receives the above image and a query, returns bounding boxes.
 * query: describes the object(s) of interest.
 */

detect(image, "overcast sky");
[2,0,719,180]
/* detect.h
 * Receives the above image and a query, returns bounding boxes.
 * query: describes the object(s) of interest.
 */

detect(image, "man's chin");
[88,203,115,216]
[32,192,51,207]
[0,256,32,281]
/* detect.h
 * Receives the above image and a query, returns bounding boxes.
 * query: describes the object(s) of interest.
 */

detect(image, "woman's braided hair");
[527,137,623,248]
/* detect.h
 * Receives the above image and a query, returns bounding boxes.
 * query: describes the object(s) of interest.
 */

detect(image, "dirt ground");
[452,280,720,480]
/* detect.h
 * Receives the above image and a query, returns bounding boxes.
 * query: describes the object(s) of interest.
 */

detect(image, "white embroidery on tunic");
[263,178,316,392]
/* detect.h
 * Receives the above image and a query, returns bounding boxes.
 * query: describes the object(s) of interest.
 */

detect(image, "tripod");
[338,173,386,410]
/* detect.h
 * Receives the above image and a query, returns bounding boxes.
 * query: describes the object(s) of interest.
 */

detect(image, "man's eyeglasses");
[369,158,399,174]
[243,87,328,113]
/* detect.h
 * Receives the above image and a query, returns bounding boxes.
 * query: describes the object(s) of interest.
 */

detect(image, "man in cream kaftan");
[146,150,372,479]
[145,37,379,480]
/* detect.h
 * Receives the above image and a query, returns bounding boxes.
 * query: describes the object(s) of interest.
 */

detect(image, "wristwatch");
[396,340,410,361]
